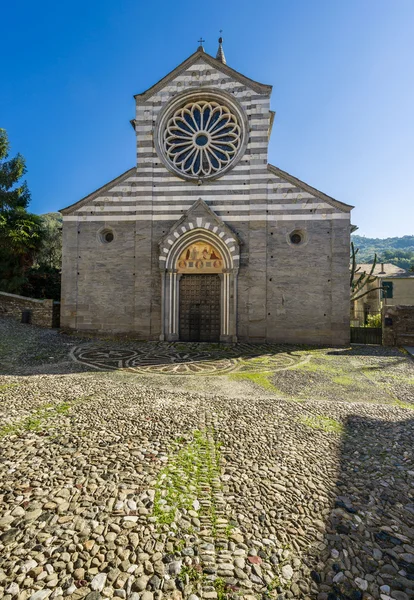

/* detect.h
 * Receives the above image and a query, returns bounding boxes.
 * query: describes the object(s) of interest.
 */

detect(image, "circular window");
[100,229,114,244]
[290,233,302,245]
[162,99,242,179]
[288,229,307,246]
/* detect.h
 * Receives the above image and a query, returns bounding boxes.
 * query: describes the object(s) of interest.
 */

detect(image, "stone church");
[61,39,353,344]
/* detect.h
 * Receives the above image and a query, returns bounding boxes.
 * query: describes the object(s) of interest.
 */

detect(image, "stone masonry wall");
[0,292,57,328]
[383,305,414,346]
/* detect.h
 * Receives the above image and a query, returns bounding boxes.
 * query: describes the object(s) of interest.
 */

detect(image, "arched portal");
[159,226,239,342]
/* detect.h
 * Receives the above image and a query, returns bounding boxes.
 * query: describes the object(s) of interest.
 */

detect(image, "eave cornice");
[134,48,272,104]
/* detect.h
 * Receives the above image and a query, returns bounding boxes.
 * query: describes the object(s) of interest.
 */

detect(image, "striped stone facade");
[61,48,353,344]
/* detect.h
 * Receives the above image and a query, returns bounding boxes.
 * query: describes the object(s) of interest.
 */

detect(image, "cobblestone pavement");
[0,319,413,600]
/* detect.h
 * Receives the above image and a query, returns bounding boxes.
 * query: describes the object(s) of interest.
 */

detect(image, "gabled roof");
[357,263,413,278]
[60,167,136,214]
[267,164,354,213]
[135,47,272,103]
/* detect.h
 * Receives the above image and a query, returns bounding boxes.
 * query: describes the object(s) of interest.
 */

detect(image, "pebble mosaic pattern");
[70,343,309,375]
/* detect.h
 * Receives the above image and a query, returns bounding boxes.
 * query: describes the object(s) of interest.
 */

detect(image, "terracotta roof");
[356,263,414,278]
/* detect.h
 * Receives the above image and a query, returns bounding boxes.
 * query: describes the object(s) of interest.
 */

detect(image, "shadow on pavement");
[314,413,414,599]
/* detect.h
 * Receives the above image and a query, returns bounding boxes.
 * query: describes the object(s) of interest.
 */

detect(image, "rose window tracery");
[163,100,242,178]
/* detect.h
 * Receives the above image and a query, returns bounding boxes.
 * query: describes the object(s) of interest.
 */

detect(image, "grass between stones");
[228,372,305,403]
[0,382,20,392]
[228,372,279,393]
[153,427,222,533]
[391,398,414,410]
[299,415,344,434]
[331,375,354,386]
[0,396,91,438]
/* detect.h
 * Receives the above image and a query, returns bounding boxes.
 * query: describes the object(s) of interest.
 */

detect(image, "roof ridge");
[60,167,136,214]
[135,48,272,103]
[267,164,353,213]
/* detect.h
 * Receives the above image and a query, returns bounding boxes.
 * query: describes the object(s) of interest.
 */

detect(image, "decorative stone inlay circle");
[70,343,309,375]
[163,100,241,178]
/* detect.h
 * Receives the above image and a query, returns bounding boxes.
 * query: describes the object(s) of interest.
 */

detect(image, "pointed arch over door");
[159,221,240,343]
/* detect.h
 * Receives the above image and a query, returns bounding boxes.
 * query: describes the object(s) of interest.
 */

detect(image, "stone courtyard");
[0,318,413,600]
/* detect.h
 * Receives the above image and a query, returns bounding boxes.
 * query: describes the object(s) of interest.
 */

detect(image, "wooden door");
[179,275,221,342]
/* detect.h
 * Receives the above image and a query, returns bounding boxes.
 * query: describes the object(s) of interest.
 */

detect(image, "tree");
[0,129,44,293]
[35,212,62,269]
[350,242,384,302]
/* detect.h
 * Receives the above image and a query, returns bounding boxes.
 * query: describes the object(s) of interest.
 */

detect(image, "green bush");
[366,313,382,328]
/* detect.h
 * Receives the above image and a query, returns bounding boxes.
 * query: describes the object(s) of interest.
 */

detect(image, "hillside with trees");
[351,234,414,271]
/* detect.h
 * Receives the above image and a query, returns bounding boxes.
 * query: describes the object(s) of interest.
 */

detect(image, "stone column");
[159,270,166,341]
[164,268,179,341]
[220,269,238,343]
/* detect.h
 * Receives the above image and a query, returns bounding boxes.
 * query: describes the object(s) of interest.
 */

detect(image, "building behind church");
[60,39,353,345]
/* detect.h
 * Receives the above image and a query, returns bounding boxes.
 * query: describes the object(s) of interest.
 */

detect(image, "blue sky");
[2,0,413,238]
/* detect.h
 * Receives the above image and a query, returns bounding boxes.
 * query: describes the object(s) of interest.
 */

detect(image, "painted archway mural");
[177,242,223,273]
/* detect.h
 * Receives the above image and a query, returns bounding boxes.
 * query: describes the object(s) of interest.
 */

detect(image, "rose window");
[163,100,242,178]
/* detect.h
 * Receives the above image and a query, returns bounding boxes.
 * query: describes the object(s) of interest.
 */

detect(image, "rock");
[6,582,19,596]
[149,575,161,590]
[168,561,182,576]
[0,515,15,527]
[281,565,294,580]
[355,578,368,591]
[0,528,18,545]
[400,553,414,564]
[91,573,107,592]
[85,593,102,600]
[390,593,409,600]
[29,592,52,600]
[132,575,149,592]
[141,593,154,600]
[24,509,42,521]
[247,556,261,565]
[74,568,86,580]
[333,572,344,583]
[311,571,321,583]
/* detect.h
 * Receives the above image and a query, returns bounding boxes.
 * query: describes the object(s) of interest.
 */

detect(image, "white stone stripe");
[110,182,294,192]
[88,194,317,205]
[79,201,332,213]
[132,165,271,177]
[135,155,268,164]
[63,213,349,223]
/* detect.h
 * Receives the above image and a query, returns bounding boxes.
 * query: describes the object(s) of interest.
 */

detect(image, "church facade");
[61,41,353,345]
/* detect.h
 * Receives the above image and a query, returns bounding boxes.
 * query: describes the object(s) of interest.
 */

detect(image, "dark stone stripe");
[136,147,268,160]
[104,187,311,199]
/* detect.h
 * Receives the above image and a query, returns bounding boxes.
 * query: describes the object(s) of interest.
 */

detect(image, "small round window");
[100,229,114,244]
[290,233,302,244]
[288,229,307,246]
